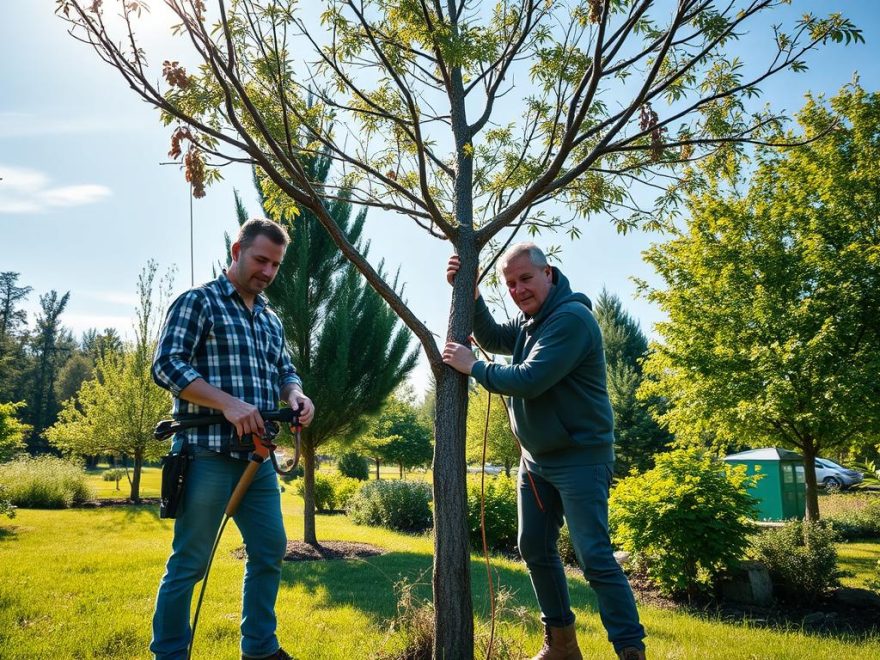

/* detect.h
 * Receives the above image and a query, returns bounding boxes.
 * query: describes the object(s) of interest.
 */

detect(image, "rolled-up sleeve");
[277,342,301,392]
[152,290,209,396]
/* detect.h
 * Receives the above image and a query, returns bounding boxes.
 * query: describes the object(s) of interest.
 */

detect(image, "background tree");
[594,289,671,474]
[57,2,861,653]
[372,395,434,479]
[466,386,519,477]
[0,402,30,462]
[229,157,417,544]
[0,272,32,404]
[46,262,174,501]
[639,84,880,520]
[23,291,74,452]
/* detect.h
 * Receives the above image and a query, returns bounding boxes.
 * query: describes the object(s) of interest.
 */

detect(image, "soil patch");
[232,540,386,562]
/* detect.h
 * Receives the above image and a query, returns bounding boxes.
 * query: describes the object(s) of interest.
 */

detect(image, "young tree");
[639,84,880,521]
[230,157,417,543]
[594,289,670,474]
[465,385,519,477]
[0,401,30,462]
[46,262,174,501]
[372,395,434,478]
[56,2,861,653]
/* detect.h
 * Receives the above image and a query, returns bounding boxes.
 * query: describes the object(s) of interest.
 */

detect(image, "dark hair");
[237,218,290,250]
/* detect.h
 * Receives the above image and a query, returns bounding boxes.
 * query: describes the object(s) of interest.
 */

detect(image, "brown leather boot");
[529,623,583,660]
[617,648,646,660]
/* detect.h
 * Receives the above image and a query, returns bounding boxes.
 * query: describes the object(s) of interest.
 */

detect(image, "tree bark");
[802,440,820,521]
[431,355,474,657]
[303,437,318,545]
[130,447,143,503]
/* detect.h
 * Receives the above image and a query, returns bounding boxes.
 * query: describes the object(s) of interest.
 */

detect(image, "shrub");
[348,480,432,532]
[558,524,577,566]
[821,493,880,540]
[466,474,517,552]
[332,475,363,511]
[0,455,94,508]
[749,520,841,603]
[294,473,336,511]
[337,452,370,480]
[102,468,126,482]
[0,484,15,519]
[609,447,758,598]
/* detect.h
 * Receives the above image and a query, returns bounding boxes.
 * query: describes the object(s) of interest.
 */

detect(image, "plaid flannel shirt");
[152,273,301,456]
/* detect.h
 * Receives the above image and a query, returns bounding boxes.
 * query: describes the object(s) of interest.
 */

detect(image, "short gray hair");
[497,242,548,275]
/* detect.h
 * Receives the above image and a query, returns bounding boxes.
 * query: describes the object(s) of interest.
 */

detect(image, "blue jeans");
[151,447,287,659]
[518,461,645,652]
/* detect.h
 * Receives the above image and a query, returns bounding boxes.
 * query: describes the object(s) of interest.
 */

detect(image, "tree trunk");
[802,440,820,521]
[303,437,318,545]
[431,368,474,659]
[375,458,380,480]
[399,463,404,479]
[130,448,143,503]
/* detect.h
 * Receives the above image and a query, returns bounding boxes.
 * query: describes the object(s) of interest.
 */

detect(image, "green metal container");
[723,448,806,521]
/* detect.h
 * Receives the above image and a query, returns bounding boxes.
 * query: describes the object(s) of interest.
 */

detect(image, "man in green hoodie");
[443,243,645,660]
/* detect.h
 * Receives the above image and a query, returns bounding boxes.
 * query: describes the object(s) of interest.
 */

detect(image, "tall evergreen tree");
[24,291,73,451]
[230,158,417,544]
[595,289,671,474]
[0,272,32,402]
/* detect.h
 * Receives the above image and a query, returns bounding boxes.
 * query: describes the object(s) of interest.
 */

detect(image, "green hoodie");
[470,268,615,468]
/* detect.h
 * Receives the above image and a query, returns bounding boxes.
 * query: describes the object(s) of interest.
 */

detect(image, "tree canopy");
[639,84,880,520]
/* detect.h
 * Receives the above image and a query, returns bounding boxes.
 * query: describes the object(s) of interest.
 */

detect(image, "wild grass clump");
[376,577,529,660]
[0,455,94,508]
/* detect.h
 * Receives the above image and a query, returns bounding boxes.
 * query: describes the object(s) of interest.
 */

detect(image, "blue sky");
[2,2,878,395]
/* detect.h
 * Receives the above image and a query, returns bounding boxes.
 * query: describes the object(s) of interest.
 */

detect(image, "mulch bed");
[232,540,387,562]
[75,497,161,508]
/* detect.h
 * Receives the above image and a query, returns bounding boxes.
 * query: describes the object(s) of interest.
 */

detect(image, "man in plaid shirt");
[150,218,314,660]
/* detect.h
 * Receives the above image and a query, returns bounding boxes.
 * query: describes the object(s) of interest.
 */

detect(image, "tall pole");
[189,181,194,286]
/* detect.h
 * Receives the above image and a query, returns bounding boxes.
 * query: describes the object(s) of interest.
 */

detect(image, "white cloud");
[0,112,141,139]
[0,164,111,214]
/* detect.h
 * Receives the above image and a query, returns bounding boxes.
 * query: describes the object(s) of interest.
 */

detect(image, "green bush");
[293,473,363,512]
[0,455,94,508]
[466,475,517,552]
[0,484,15,518]
[749,520,841,603]
[609,447,758,598]
[294,473,336,511]
[332,475,363,511]
[558,524,577,566]
[337,452,369,480]
[102,468,126,482]
[822,494,880,540]
[347,480,432,532]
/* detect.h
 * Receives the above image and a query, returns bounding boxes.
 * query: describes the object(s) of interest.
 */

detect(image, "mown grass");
[1,485,878,658]
[837,540,880,590]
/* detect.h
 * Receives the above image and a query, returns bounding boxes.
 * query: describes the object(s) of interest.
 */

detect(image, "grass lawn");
[1,485,878,658]
[837,540,880,590]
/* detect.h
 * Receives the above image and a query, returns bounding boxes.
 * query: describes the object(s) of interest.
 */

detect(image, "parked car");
[815,457,863,490]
